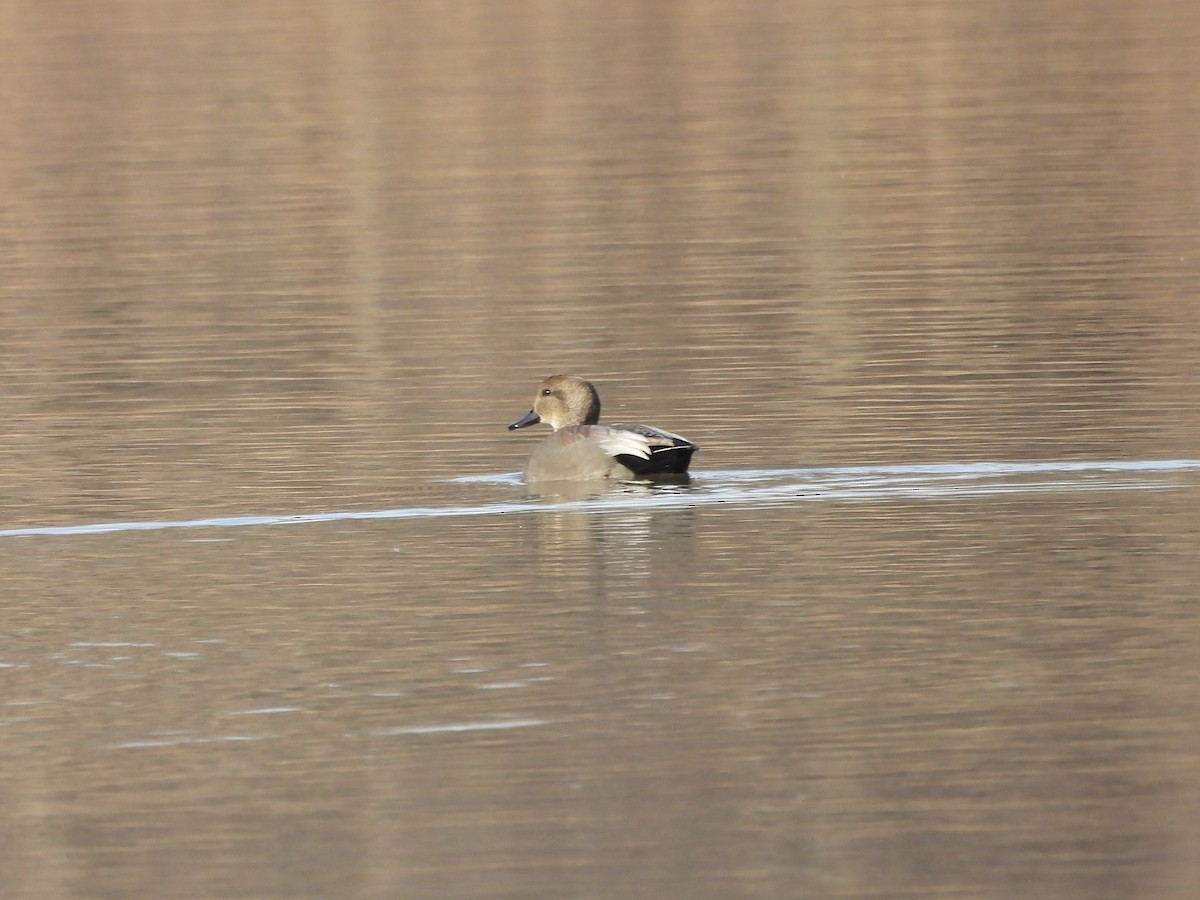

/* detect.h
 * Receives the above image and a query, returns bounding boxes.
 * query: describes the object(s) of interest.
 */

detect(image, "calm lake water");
[3,1,1200,897]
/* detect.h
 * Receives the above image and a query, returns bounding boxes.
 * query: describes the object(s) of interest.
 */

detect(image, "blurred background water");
[2,1,1199,897]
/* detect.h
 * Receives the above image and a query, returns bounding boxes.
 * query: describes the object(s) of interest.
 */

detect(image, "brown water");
[3,1,1200,897]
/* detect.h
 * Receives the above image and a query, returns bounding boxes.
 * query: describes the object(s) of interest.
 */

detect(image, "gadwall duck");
[508,375,698,483]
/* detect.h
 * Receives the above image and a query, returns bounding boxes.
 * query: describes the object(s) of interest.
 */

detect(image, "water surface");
[2,1,1200,897]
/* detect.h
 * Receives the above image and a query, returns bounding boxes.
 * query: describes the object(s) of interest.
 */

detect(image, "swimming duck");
[508,375,698,483]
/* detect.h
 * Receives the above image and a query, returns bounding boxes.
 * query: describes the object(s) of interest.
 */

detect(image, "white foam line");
[372,718,551,736]
[691,458,1200,483]
[111,734,265,749]
[1,459,1196,539]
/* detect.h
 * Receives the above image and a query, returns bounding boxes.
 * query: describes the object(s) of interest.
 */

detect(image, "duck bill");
[508,409,541,430]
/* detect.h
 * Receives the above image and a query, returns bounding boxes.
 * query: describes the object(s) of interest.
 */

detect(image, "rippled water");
[3,1,1200,898]
[2,459,1196,538]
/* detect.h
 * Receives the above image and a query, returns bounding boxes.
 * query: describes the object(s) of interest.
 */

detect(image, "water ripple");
[2,459,1197,539]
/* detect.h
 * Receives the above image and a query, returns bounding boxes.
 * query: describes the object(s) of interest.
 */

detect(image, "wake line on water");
[2,459,1197,539]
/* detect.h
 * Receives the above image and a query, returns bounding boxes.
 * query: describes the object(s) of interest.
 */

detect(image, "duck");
[507,375,698,483]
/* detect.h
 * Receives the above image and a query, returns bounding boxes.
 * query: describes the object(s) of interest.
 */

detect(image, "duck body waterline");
[507,375,698,483]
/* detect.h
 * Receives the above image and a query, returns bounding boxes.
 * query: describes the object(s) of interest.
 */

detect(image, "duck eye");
[542,389,553,396]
